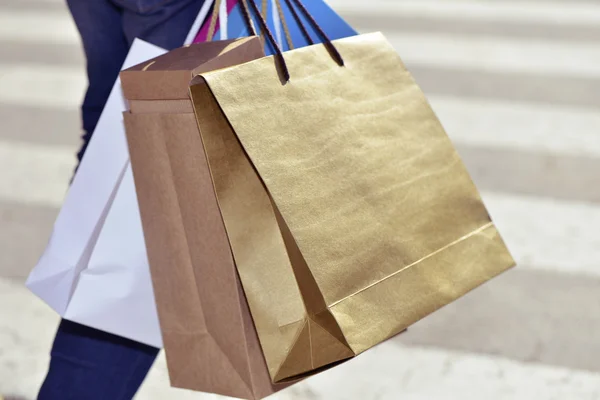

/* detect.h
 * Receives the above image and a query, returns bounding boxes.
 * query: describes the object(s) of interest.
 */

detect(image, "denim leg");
[66,0,130,162]
[39,2,160,400]
[40,2,206,399]
[38,320,159,400]
[71,0,205,162]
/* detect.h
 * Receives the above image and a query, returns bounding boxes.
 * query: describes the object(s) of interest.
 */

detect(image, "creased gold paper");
[190,32,515,383]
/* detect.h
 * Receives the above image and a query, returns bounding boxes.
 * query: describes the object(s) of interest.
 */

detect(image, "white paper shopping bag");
[63,164,161,346]
[26,0,283,347]
[27,39,167,347]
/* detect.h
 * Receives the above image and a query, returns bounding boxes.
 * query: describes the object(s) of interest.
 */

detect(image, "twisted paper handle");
[285,0,344,66]
[274,0,294,50]
[206,0,222,41]
[239,0,291,81]
[206,0,289,46]
[209,0,344,82]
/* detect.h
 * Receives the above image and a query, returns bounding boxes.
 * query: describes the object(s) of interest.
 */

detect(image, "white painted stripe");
[0,278,59,398]
[483,192,600,277]
[281,342,600,400]
[137,341,600,399]
[0,11,79,45]
[0,140,75,208]
[0,63,86,110]
[2,134,599,277]
[8,269,600,400]
[429,96,600,158]
[388,32,600,79]
[327,0,600,26]
[2,140,598,282]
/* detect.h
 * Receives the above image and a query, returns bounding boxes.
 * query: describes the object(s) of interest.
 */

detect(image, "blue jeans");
[70,0,206,162]
[38,1,204,399]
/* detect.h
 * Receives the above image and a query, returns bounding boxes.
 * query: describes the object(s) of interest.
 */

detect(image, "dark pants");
[38,1,204,399]
[70,0,205,162]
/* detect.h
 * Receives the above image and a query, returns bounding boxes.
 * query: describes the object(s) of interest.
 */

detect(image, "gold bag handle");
[206,0,293,51]
[208,0,344,82]
[206,0,222,42]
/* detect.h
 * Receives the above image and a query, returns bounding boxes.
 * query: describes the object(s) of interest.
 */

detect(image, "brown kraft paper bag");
[188,32,516,382]
[122,37,293,399]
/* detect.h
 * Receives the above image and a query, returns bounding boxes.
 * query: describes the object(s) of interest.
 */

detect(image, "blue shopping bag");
[193,0,357,55]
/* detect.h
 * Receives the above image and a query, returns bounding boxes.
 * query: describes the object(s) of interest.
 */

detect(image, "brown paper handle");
[207,0,261,41]
[239,0,258,36]
[206,0,222,42]
[275,0,295,50]
[262,0,268,20]
[210,0,344,82]
[282,0,313,47]
[285,0,344,67]
[207,0,270,43]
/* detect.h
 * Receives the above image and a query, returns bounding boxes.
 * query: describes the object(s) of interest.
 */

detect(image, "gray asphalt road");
[1,0,599,399]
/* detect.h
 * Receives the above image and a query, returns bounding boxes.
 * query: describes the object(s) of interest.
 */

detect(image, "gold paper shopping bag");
[189,32,516,382]
[122,37,295,399]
